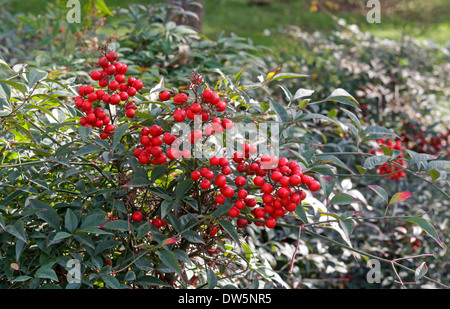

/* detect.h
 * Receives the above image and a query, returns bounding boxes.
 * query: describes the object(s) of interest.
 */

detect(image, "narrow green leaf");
[368,185,389,204]
[403,217,444,248]
[157,250,182,276]
[72,145,103,158]
[207,268,218,289]
[218,220,240,244]
[111,123,130,152]
[103,220,129,231]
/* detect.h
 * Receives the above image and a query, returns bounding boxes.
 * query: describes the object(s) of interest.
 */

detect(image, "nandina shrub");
[0,45,448,289]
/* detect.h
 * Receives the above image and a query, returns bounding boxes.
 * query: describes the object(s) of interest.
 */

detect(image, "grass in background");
[5,0,449,54]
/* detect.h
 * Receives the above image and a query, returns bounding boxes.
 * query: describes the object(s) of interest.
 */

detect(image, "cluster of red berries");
[190,143,321,229]
[75,49,143,139]
[166,87,232,133]
[371,138,406,180]
[133,124,178,165]
[400,121,450,157]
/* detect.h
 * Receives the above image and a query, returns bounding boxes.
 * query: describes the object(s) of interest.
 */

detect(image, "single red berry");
[309,180,321,192]
[237,218,249,229]
[235,176,246,187]
[265,217,276,229]
[173,93,188,105]
[228,206,240,218]
[238,189,248,200]
[235,200,246,210]
[216,194,226,204]
[98,56,109,68]
[90,70,102,81]
[174,109,186,122]
[209,156,220,166]
[262,183,273,194]
[131,211,143,222]
[215,175,227,187]
[107,51,118,62]
[221,186,235,198]
[159,91,171,101]
[253,176,265,187]
[126,108,135,118]
[200,179,211,190]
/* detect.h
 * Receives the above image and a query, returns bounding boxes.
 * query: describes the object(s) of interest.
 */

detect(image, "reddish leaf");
[388,191,414,205]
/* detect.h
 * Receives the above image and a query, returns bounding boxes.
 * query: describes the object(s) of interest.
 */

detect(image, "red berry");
[159,91,171,101]
[222,119,233,130]
[90,70,101,81]
[200,179,211,190]
[173,93,188,105]
[209,156,220,166]
[261,183,273,194]
[131,211,143,222]
[253,176,265,187]
[126,108,135,118]
[271,171,283,182]
[98,56,109,68]
[309,180,321,192]
[228,206,240,218]
[235,176,246,187]
[191,170,201,181]
[237,218,249,228]
[265,217,276,229]
[107,51,118,62]
[190,103,202,113]
[215,175,227,187]
[173,109,186,122]
[221,186,235,198]
[237,189,248,200]
[216,194,226,204]
[132,79,143,91]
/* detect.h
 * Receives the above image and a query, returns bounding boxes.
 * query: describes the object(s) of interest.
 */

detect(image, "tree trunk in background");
[168,0,205,34]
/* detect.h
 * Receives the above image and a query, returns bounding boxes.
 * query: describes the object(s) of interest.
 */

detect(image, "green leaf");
[35,266,58,282]
[64,209,78,233]
[157,250,182,276]
[93,0,114,16]
[103,220,129,231]
[160,200,174,220]
[101,275,121,289]
[182,230,205,244]
[78,126,92,142]
[5,219,28,243]
[368,185,389,204]
[329,193,360,205]
[363,155,390,169]
[72,145,103,158]
[151,165,168,182]
[207,268,218,289]
[294,204,309,224]
[134,275,170,287]
[339,217,356,241]
[269,99,289,124]
[28,68,48,88]
[324,88,359,109]
[175,179,193,199]
[362,126,398,138]
[11,276,32,283]
[30,200,60,231]
[111,123,130,152]
[403,217,444,248]
[218,220,240,244]
[53,232,72,241]
[415,262,428,281]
